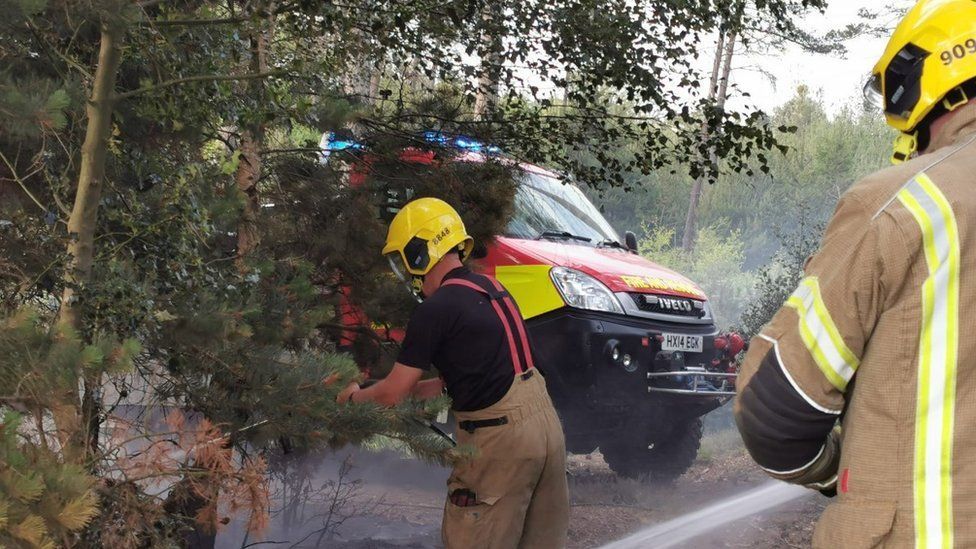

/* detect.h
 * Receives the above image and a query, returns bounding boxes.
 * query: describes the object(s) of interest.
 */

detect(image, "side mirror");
[624,231,639,253]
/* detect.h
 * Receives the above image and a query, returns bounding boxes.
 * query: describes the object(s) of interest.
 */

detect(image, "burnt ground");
[217,436,829,549]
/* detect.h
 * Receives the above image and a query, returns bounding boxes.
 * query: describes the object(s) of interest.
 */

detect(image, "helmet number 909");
[942,39,976,66]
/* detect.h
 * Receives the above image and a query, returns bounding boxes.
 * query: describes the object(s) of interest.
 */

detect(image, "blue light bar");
[330,140,362,151]
[319,131,365,165]
[324,132,365,152]
[422,131,450,145]
[454,137,481,152]
[320,130,502,164]
[422,131,502,155]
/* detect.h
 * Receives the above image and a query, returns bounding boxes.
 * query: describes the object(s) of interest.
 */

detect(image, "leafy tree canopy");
[0,0,839,543]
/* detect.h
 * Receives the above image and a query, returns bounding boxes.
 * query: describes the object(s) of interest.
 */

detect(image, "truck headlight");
[550,267,624,314]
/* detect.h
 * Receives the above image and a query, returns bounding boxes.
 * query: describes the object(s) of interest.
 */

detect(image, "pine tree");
[0,313,124,547]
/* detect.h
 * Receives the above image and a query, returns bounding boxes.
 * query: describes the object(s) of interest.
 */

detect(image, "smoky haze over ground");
[217,448,449,549]
[214,410,826,549]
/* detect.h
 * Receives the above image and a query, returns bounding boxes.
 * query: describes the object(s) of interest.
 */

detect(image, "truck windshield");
[506,172,620,244]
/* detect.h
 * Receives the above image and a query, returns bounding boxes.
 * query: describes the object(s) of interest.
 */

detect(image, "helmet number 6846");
[941,38,976,66]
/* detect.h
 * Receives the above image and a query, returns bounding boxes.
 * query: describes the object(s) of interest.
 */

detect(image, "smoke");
[216,447,449,549]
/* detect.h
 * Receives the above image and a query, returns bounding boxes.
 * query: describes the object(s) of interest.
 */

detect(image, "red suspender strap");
[484,276,536,371]
[441,277,528,375]
[491,301,525,375]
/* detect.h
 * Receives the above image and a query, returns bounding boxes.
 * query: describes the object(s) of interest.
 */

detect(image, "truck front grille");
[629,294,706,319]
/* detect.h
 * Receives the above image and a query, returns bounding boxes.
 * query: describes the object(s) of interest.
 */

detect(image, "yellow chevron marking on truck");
[495,265,566,320]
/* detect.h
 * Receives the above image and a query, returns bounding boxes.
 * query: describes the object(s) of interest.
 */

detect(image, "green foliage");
[596,86,891,268]
[0,77,72,140]
[739,216,826,339]
[0,310,138,412]
[606,88,890,336]
[639,226,757,330]
[0,412,99,548]
[358,151,518,349]
[8,0,47,17]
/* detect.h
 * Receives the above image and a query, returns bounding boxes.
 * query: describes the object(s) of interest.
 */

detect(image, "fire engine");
[326,132,743,480]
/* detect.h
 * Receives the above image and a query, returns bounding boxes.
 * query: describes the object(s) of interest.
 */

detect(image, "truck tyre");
[600,418,703,481]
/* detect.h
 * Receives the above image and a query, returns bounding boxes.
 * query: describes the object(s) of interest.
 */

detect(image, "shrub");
[639,226,757,330]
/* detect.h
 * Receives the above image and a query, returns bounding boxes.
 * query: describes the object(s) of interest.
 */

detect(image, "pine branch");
[25,17,94,80]
[115,71,286,101]
[0,150,65,222]
[149,17,249,27]
[55,492,98,530]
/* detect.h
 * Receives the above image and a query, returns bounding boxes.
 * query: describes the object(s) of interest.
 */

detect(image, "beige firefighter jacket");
[736,101,976,549]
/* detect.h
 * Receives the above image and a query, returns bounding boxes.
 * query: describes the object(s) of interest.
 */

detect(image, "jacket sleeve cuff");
[736,347,841,476]
[765,428,841,488]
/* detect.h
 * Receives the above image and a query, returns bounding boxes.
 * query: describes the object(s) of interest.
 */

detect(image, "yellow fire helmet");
[865,0,976,163]
[382,198,474,290]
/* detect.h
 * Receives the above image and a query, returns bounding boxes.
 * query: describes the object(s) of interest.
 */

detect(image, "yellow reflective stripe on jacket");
[898,173,960,549]
[785,277,860,391]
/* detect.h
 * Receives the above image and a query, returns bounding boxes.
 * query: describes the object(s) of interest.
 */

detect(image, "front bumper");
[526,308,735,410]
[646,371,737,396]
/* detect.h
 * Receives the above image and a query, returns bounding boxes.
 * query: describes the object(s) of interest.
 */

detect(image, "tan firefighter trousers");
[442,371,569,549]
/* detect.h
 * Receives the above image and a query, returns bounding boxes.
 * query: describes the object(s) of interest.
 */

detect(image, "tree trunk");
[234,6,273,271]
[235,130,262,269]
[55,19,124,461]
[60,22,123,328]
[715,30,737,111]
[473,2,504,118]
[341,27,384,103]
[681,25,737,252]
[368,66,383,102]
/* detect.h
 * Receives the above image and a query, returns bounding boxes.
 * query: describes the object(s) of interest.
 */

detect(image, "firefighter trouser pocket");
[441,426,535,549]
[813,500,896,549]
[442,494,501,549]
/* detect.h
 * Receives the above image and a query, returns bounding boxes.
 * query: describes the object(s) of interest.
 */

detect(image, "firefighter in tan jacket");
[736,2,976,547]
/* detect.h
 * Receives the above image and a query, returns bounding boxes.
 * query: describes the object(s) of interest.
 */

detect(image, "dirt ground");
[217,440,829,549]
[562,451,826,549]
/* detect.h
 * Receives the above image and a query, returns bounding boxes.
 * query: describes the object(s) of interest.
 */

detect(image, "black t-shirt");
[397,267,519,412]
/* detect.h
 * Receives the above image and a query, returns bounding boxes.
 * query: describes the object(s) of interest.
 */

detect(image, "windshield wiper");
[537,231,592,243]
[597,239,629,251]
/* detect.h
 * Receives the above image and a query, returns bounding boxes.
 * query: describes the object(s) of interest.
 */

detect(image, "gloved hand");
[771,427,842,497]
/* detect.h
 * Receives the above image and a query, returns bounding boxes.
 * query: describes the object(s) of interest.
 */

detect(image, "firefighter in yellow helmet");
[736,1,976,547]
[338,198,570,549]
